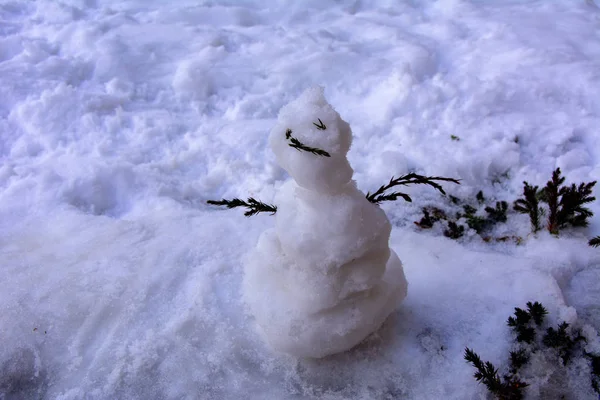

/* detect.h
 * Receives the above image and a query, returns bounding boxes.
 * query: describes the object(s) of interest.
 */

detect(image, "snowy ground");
[2,0,600,399]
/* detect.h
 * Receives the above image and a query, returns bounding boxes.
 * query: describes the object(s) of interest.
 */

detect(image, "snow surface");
[2,0,600,398]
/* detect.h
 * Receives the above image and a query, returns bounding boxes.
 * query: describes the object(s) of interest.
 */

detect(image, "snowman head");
[269,87,354,193]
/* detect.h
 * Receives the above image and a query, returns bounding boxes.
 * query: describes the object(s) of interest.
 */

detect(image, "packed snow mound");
[269,86,353,194]
[245,87,408,358]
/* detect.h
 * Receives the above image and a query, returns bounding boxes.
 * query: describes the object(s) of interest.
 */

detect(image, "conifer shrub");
[514,168,596,235]
[465,302,600,399]
[513,183,542,233]
[415,191,511,241]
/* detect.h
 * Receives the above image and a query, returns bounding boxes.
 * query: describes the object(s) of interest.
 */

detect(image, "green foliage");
[459,204,487,233]
[540,168,563,234]
[414,207,446,229]
[486,201,508,223]
[444,221,465,239]
[542,322,581,364]
[366,173,460,204]
[466,215,488,234]
[416,191,512,241]
[514,169,596,235]
[507,302,547,344]
[513,182,542,233]
[527,301,548,326]
[206,198,277,217]
[284,120,331,156]
[540,168,596,234]
[466,301,600,399]
[590,236,600,248]
[313,118,326,130]
[285,127,330,157]
[509,349,529,374]
[288,137,331,157]
[464,348,527,400]
[507,310,534,344]
[555,181,596,228]
[451,135,460,141]
[591,355,600,394]
[477,190,485,204]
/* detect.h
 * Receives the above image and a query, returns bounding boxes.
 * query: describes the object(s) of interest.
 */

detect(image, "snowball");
[269,86,353,194]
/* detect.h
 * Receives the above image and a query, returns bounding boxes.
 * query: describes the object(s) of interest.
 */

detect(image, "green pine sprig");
[485,201,508,223]
[366,173,460,204]
[540,168,596,234]
[313,118,326,130]
[285,128,330,157]
[590,236,600,248]
[513,182,542,233]
[288,137,331,157]
[507,302,547,344]
[444,221,465,239]
[467,301,600,397]
[527,301,548,326]
[556,181,596,228]
[542,322,584,364]
[464,348,527,400]
[206,197,277,217]
[509,349,529,374]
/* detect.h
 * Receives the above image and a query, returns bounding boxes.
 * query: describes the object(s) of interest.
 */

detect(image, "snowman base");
[244,234,407,359]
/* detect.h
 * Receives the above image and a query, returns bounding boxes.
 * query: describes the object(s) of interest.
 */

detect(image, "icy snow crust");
[246,90,407,357]
[2,0,600,399]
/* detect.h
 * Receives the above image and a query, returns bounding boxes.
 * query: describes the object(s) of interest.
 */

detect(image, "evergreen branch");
[206,197,277,217]
[415,207,447,229]
[590,236,600,248]
[513,182,541,233]
[540,168,596,233]
[485,201,508,223]
[465,348,502,389]
[288,137,331,157]
[284,128,330,157]
[366,173,460,204]
[557,181,596,229]
[590,354,600,394]
[371,191,412,203]
[543,322,576,363]
[313,118,326,130]
[508,307,536,344]
[527,301,548,326]
[444,221,465,239]
[509,349,529,374]
[476,190,485,204]
[542,168,564,234]
[464,348,526,399]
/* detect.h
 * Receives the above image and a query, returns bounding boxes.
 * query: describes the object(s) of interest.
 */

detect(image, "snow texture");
[1,0,600,399]
[245,88,407,358]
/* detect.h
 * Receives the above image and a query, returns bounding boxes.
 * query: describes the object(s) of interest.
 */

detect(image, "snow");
[246,91,407,357]
[1,0,600,398]
[269,87,353,193]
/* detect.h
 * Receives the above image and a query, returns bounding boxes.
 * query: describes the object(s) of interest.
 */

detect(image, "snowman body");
[243,87,408,358]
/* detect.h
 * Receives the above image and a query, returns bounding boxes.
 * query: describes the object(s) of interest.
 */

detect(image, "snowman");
[242,87,408,358]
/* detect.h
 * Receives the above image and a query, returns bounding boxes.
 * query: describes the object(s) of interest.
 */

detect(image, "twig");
[366,173,460,204]
[207,198,277,217]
